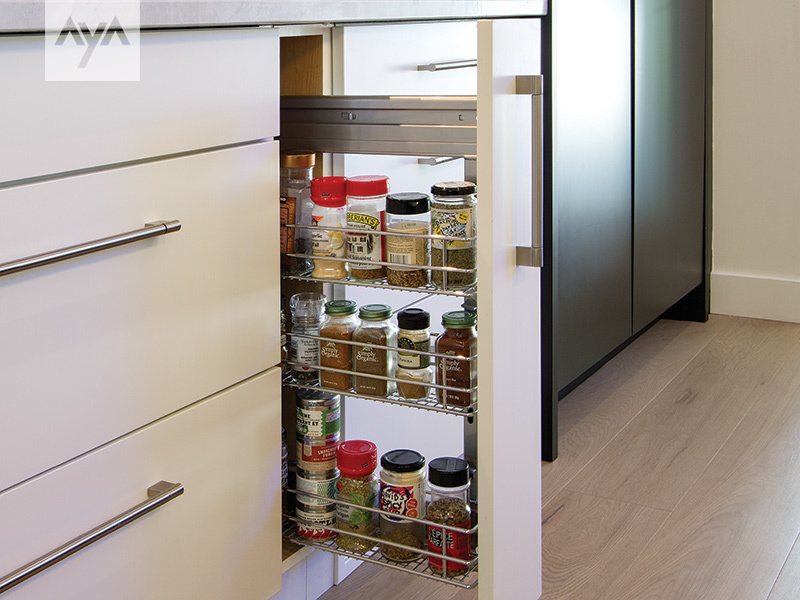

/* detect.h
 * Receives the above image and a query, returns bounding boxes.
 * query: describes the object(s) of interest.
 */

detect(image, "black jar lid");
[442,310,477,328]
[325,299,357,316]
[386,192,430,215]
[429,457,470,487]
[397,308,430,330]
[381,449,426,473]
[359,303,393,320]
[431,181,477,196]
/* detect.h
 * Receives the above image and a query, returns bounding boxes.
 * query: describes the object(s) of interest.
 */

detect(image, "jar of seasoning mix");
[386,192,431,288]
[336,440,379,553]
[352,304,398,398]
[319,300,359,391]
[427,457,472,576]
[346,175,389,281]
[280,151,315,275]
[431,181,477,290]
[289,292,326,384]
[379,449,427,562]
[310,176,348,280]
[396,308,433,400]
[436,311,478,408]
[296,390,341,439]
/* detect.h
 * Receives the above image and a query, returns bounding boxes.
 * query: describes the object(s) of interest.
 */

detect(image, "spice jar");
[379,449,427,562]
[346,175,389,281]
[431,181,477,290]
[296,390,341,439]
[386,192,431,288]
[280,151,315,275]
[427,457,472,576]
[289,292,326,384]
[396,308,433,401]
[319,300,359,391]
[281,295,288,373]
[436,311,478,408]
[352,304,398,398]
[336,440,379,553]
[310,176,348,280]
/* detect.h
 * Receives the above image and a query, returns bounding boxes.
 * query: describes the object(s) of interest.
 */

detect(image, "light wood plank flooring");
[320,315,800,599]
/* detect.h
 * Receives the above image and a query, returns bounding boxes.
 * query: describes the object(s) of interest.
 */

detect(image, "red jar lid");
[337,440,378,477]
[346,175,390,198]
[311,176,347,207]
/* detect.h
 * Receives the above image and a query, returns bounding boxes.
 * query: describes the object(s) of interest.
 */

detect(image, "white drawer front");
[0,28,279,184]
[0,142,279,490]
[0,369,281,600]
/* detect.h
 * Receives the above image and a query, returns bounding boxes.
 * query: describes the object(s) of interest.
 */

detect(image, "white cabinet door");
[0,142,279,491]
[0,367,282,600]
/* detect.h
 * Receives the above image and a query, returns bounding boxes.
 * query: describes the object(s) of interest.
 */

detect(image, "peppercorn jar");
[319,300,359,391]
[436,311,478,408]
[396,308,433,401]
[280,151,315,276]
[431,181,477,290]
[336,440,379,553]
[379,449,427,562]
[346,175,389,281]
[386,192,431,288]
[427,457,472,576]
[289,292,326,384]
[310,176,348,280]
[352,304,398,398]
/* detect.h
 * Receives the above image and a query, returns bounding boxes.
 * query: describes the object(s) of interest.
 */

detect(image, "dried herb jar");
[319,300,359,391]
[427,457,472,576]
[352,304,398,397]
[430,181,477,290]
[386,192,431,288]
[379,449,427,562]
[336,440,379,553]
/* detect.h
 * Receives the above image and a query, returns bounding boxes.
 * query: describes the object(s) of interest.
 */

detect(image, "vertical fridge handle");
[514,75,544,268]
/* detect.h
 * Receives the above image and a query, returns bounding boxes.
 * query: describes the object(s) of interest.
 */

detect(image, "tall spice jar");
[289,292,326,384]
[427,457,472,576]
[396,308,433,401]
[379,449,427,561]
[436,311,478,408]
[280,151,315,275]
[310,176,348,280]
[431,181,477,290]
[352,304,397,398]
[335,440,379,553]
[385,192,431,288]
[319,300,359,391]
[346,175,389,281]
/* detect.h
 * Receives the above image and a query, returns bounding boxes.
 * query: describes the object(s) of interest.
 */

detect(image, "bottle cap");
[431,181,477,196]
[337,440,378,477]
[347,175,390,197]
[311,176,347,207]
[281,151,316,169]
[397,308,430,330]
[381,449,425,473]
[358,304,392,321]
[325,299,357,316]
[386,192,430,215]
[442,310,477,328]
[428,457,470,487]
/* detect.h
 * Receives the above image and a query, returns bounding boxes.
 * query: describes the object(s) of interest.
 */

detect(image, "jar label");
[311,214,346,258]
[398,336,430,369]
[291,337,318,371]
[432,207,474,249]
[296,473,338,506]
[296,406,341,438]
[347,211,383,266]
[386,222,429,269]
[380,482,425,522]
[296,439,339,472]
[295,507,336,539]
[427,518,471,571]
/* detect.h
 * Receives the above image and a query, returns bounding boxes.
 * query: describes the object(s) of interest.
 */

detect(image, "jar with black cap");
[386,192,431,288]
[396,308,433,400]
[379,449,427,561]
[427,457,472,576]
[431,181,477,290]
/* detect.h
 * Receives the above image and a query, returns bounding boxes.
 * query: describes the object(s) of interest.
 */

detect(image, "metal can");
[296,467,339,508]
[296,432,340,473]
[295,501,337,540]
[296,390,341,439]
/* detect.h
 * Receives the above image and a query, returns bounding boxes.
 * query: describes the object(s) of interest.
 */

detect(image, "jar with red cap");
[311,176,348,280]
[346,175,389,281]
[335,440,379,553]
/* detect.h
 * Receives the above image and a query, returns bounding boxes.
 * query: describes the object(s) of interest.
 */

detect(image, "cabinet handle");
[417,59,478,72]
[514,75,544,268]
[0,481,184,595]
[0,220,181,279]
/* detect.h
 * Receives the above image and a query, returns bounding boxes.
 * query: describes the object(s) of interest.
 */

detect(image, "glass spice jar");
[310,176,348,280]
[352,304,398,398]
[289,292,326,384]
[346,175,389,281]
[319,300,359,391]
[436,311,478,408]
[427,457,472,576]
[379,449,427,562]
[386,192,431,288]
[431,181,477,290]
[280,151,315,276]
[396,308,433,401]
[335,440,379,554]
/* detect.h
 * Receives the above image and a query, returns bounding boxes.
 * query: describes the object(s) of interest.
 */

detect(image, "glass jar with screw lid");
[431,181,477,290]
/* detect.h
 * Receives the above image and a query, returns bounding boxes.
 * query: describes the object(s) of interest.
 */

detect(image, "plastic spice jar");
[296,389,341,439]
[385,192,431,288]
[436,311,478,408]
[336,440,379,553]
[346,175,389,281]
[427,457,472,576]
[431,181,477,290]
[379,449,427,562]
[352,304,398,398]
[319,300,359,391]
[396,308,433,401]
[280,151,315,275]
[289,292,326,384]
[310,176,348,280]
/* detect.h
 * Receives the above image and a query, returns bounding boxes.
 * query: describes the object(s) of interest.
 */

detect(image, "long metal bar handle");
[0,481,184,595]
[417,59,478,72]
[0,220,182,279]
[515,75,544,268]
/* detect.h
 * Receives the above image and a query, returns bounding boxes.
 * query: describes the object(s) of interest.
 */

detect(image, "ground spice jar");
[319,300,359,391]
[346,175,389,281]
[280,151,315,275]
[352,304,398,397]
[289,292,326,384]
[386,192,431,288]
[431,181,477,290]
[336,440,379,553]
[296,390,341,439]
[427,457,472,576]
[436,311,478,408]
[396,308,433,400]
[379,449,427,562]
[310,176,348,280]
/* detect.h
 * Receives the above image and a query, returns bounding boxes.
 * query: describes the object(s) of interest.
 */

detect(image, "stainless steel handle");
[417,59,478,72]
[0,220,182,279]
[0,481,184,595]
[515,75,544,268]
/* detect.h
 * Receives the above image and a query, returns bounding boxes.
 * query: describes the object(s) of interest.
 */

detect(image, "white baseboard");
[711,272,800,323]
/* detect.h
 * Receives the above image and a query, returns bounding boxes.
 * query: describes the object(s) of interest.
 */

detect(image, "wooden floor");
[320,315,800,599]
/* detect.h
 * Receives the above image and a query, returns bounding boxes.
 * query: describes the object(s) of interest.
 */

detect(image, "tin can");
[296,433,340,473]
[296,390,341,438]
[296,467,339,507]
[295,501,337,539]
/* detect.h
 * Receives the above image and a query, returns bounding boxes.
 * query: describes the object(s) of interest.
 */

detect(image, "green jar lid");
[325,299,357,316]
[442,310,477,328]
[358,303,393,320]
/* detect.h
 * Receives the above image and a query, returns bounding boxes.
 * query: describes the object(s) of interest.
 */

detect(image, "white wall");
[711,1,800,322]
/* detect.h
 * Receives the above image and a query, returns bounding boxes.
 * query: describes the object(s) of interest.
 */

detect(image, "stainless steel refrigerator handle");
[0,220,181,279]
[417,59,478,72]
[0,481,184,595]
[515,75,544,268]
